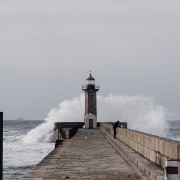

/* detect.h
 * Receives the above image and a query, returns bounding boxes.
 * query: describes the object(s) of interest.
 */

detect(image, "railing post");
[0,112,3,180]
[165,158,178,180]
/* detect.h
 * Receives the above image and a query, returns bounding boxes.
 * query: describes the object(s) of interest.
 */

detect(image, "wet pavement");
[22,129,142,180]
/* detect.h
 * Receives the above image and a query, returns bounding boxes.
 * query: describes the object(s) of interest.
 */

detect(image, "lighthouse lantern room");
[82,73,99,129]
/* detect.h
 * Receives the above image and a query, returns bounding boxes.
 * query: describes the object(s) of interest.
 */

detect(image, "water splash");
[22,94,167,143]
[22,95,84,143]
[98,95,167,136]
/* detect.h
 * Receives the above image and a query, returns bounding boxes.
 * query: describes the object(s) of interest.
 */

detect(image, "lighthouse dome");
[86,74,95,81]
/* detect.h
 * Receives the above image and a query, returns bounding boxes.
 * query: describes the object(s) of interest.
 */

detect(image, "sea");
[3,120,54,180]
[3,119,180,180]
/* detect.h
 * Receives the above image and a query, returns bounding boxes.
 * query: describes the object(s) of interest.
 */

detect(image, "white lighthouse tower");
[82,73,99,129]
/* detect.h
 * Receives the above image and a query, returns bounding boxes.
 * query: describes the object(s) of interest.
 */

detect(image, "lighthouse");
[82,73,99,129]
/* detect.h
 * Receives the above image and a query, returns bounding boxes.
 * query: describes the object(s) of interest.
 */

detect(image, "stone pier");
[23,129,146,180]
[23,121,180,180]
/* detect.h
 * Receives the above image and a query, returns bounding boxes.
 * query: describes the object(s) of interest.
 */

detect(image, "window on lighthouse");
[87,79,95,85]
[87,74,95,85]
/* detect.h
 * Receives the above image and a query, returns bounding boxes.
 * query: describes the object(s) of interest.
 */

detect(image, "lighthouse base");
[84,113,97,129]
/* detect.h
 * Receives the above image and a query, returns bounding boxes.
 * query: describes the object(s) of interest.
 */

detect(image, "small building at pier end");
[82,73,99,129]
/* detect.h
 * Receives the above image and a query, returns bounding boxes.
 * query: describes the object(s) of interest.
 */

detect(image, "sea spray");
[22,95,84,143]
[22,94,167,143]
[98,95,167,136]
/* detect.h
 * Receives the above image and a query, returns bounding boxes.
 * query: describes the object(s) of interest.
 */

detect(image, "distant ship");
[14,117,24,121]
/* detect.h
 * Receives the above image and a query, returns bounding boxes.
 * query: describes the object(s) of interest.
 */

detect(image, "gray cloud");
[0,0,180,119]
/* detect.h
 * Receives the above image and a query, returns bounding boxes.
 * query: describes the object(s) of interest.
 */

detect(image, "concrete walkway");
[23,129,143,180]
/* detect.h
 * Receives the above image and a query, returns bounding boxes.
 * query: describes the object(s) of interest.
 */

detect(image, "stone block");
[101,123,180,169]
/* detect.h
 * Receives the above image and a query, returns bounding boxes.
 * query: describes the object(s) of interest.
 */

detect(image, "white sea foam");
[22,94,167,143]
[98,95,167,136]
[22,95,84,143]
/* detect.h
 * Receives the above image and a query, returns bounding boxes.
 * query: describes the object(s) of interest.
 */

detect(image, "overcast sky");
[0,0,180,120]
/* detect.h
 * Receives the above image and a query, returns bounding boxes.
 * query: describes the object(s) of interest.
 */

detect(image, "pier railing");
[100,123,180,174]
